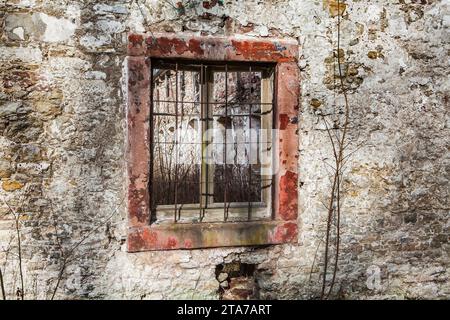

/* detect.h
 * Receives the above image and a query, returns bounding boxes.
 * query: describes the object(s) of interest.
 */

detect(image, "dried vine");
[320,0,350,299]
[1,196,25,300]
[49,195,125,300]
[0,263,5,300]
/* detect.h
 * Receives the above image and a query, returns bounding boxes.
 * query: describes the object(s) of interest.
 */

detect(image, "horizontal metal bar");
[154,100,273,105]
[153,113,270,117]
[152,59,275,70]
[153,178,273,183]
[153,142,272,145]
[155,201,268,210]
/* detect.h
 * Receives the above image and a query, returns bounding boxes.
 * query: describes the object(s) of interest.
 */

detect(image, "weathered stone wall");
[0,0,448,299]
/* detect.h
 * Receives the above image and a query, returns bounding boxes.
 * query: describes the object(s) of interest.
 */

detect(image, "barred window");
[126,34,299,251]
[151,60,275,224]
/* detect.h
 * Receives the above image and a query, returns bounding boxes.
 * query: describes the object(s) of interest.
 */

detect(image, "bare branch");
[1,196,25,300]
[50,195,125,300]
[0,267,5,300]
[320,0,354,299]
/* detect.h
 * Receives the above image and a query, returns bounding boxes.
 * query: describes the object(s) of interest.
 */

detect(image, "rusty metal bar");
[149,59,156,223]
[154,111,270,117]
[174,63,179,222]
[152,99,272,105]
[199,63,206,221]
[224,64,229,221]
[178,70,185,221]
[247,66,253,221]
[271,66,277,220]
[153,110,271,117]
[205,65,210,217]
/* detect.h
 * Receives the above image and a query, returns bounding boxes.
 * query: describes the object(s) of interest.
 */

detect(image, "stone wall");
[0,0,448,299]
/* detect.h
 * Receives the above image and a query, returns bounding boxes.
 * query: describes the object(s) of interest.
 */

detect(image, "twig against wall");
[320,0,351,300]
[0,267,5,300]
[1,196,25,300]
[49,195,126,300]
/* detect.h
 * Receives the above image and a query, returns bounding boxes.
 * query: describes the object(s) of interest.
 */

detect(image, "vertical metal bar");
[271,66,277,220]
[205,65,210,214]
[149,59,156,223]
[178,70,185,221]
[199,64,205,221]
[224,64,229,221]
[165,73,170,205]
[174,63,179,222]
[247,66,252,221]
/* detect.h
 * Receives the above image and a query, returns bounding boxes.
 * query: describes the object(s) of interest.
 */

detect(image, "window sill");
[127,220,297,252]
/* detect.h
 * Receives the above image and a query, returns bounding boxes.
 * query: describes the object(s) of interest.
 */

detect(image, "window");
[151,61,274,224]
[127,34,300,251]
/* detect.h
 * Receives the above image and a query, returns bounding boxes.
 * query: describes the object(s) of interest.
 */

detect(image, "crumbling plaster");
[0,0,448,299]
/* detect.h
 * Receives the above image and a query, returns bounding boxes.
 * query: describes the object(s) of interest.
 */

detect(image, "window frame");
[126,33,300,251]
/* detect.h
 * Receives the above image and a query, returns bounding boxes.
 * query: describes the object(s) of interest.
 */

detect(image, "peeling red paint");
[129,34,143,46]
[127,230,144,251]
[279,171,298,220]
[169,38,189,55]
[272,222,298,243]
[279,114,290,130]
[188,38,204,55]
[184,239,193,248]
[128,228,158,251]
[276,62,300,114]
[127,57,150,228]
[136,33,298,63]
[148,37,204,56]
[127,221,297,251]
[154,37,187,54]
[231,40,285,61]
[167,237,178,249]
[139,228,158,247]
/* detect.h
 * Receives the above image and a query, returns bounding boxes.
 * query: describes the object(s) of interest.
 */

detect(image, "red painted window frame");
[126,33,300,252]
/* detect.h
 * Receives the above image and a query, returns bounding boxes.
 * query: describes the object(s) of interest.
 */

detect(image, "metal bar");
[152,99,272,105]
[224,64,229,221]
[205,65,210,214]
[149,59,156,223]
[154,111,271,117]
[174,64,179,222]
[199,63,206,221]
[271,66,277,220]
[153,141,271,146]
[152,60,274,70]
[247,66,252,221]
[178,70,185,221]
